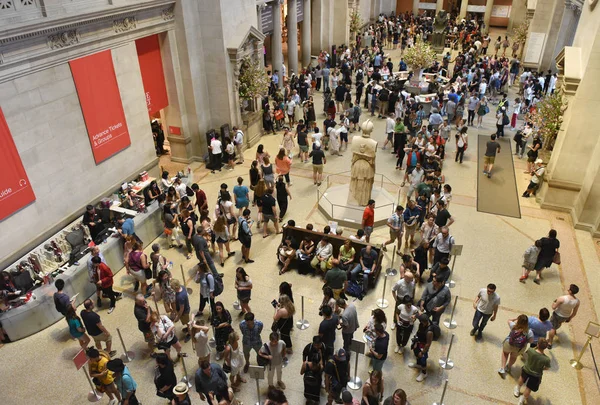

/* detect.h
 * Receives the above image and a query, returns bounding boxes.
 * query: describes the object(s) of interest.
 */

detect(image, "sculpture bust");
[433,10,448,33]
[348,120,377,206]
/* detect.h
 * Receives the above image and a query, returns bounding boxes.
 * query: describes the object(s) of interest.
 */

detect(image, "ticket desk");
[0,202,163,341]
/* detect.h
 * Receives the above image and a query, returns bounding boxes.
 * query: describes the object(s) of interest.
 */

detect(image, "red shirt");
[96,263,114,289]
[195,189,207,210]
[362,206,375,227]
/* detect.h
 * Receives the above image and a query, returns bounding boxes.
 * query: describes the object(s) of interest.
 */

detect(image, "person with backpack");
[301,352,323,403]
[197,264,216,317]
[408,314,436,382]
[53,278,73,319]
[88,347,121,403]
[212,301,233,360]
[498,314,534,377]
[418,276,451,325]
[171,279,191,342]
[324,348,350,405]
[259,331,287,391]
[91,256,120,314]
[496,106,509,138]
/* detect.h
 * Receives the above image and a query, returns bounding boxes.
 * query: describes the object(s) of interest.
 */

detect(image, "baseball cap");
[535,158,543,164]
[336,348,347,361]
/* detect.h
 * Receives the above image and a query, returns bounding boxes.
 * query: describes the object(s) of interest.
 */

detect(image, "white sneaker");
[408,362,419,369]
[391,323,396,330]
[513,385,521,398]
[416,372,427,382]
[394,346,400,353]
[108,307,115,314]
[518,396,526,405]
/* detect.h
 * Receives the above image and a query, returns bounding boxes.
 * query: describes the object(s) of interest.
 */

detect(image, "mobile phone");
[271,299,278,308]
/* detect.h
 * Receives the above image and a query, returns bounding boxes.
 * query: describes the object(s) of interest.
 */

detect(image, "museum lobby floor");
[1,45,599,405]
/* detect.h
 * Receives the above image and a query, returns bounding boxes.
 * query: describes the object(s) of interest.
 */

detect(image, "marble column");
[413,0,420,16]
[287,0,298,75]
[483,0,493,31]
[273,0,283,88]
[436,0,444,13]
[459,0,468,19]
[301,0,311,68]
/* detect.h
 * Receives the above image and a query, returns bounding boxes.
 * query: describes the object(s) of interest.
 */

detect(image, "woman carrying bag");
[154,353,177,401]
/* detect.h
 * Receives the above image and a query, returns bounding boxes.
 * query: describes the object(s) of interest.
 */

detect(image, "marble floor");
[2,45,600,405]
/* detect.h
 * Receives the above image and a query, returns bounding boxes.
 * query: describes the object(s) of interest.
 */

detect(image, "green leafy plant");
[350,10,362,35]
[525,90,568,151]
[238,57,270,100]
[403,39,437,72]
[512,20,529,46]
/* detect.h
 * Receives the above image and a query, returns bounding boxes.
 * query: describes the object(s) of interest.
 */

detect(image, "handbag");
[164,228,173,236]
[155,316,171,350]
[222,363,232,373]
[553,251,561,265]
[144,268,153,279]
[274,110,284,120]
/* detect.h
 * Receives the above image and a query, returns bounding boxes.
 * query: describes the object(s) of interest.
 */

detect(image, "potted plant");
[402,39,437,86]
[349,10,362,44]
[238,57,270,112]
[511,20,529,59]
[524,90,567,152]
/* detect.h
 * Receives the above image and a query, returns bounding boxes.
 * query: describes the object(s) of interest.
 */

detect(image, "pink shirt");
[275,156,292,175]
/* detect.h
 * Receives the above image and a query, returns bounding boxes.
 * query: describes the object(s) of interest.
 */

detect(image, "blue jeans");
[472,310,492,333]
[413,346,428,370]
[350,264,371,294]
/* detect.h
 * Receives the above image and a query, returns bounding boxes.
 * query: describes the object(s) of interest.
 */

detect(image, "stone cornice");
[0,0,176,81]
[0,0,174,43]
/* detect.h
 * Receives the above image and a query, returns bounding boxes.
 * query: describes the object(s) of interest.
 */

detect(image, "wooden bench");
[280,226,384,289]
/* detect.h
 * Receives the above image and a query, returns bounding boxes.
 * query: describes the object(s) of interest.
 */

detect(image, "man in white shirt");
[209,136,222,173]
[522,159,545,198]
[285,97,296,127]
[233,126,244,164]
[391,272,415,330]
[382,113,395,150]
[548,74,557,94]
[471,284,500,340]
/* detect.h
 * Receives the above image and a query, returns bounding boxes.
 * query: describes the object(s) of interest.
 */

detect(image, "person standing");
[87,246,106,308]
[528,308,553,347]
[193,228,218,276]
[432,226,454,265]
[382,205,404,252]
[309,142,327,186]
[239,312,263,373]
[319,305,339,360]
[273,294,295,352]
[190,315,211,367]
[513,338,551,405]
[394,295,419,355]
[324,349,350,405]
[134,294,156,357]
[259,332,287,391]
[223,331,247,391]
[471,284,500,340]
[533,229,560,284]
[419,276,451,325]
[467,94,478,125]
[91,256,120,314]
[367,324,389,372]
[233,126,245,164]
[194,361,230,403]
[408,315,435,382]
[209,135,223,174]
[53,278,74,319]
[455,126,468,164]
[519,239,542,283]
[261,188,282,237]
[483,134,501,178]
[391,272,415,331]
[81,299,115,357]
[171,279,191,342]
[337,298,359,355]
[362,199,375,243]
[548,284,580,348]
[382,113,395,150]
[238,209,255,264]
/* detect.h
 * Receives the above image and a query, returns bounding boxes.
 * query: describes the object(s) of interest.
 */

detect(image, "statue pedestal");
[317,183,397,229]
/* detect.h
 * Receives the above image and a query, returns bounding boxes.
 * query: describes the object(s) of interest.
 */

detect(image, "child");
[519,240,542,283]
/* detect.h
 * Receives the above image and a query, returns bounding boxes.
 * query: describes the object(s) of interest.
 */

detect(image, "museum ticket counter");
[0,201,163,341]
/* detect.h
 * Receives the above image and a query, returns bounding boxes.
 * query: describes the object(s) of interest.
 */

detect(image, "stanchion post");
[347,340,365,390]
[180,354,192,387]
[433,378,449,405]
[439,333,455,369]
[209,326,216,348]
[116,328,135,363]
[181,265,193,294]
[446,245,463,289]
[296,295,310,330]
[83,367,102,402]
[443,296,458,329]
[376,274,389,309]
[386,246,398,277]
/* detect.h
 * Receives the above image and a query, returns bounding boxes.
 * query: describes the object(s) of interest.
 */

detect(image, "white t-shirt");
[152,315,175,342]
[397,304,419,325]
[286,101,296,115]
[479,82,487,94]
[531,167,545,184]
[386,117,395,133]
[195,330,211,357]
[311,132,323,145]
[476,288,501,315]
[210,139,222,154]
[234,130,244,145]
[457,133,467,148]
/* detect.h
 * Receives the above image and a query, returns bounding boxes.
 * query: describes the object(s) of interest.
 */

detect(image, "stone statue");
[431,10,448,51]
[348,120,377,206]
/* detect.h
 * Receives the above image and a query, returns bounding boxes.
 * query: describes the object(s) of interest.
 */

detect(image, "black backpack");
[429,323,441,341]
[257,343,271,366]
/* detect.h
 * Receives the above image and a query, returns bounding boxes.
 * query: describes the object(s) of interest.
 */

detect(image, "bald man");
[391,272,415,330]
[133,294,156,356]
[87,246,106,307]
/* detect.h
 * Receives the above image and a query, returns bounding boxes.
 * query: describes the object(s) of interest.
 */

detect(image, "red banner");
[135,35,169,115]
[0,108,36,221]
[70,50,131,164]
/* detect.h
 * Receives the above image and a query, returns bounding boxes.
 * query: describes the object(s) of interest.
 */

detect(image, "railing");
[316,170,401,224]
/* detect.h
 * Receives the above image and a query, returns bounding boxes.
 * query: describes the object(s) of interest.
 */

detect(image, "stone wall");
[0,43,157,267]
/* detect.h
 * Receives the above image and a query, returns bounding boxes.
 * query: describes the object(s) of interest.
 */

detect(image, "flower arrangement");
[403,39,437,72]
[525,90,568,151]
[350,10,362,35]
[512,20,529,47]
[238,57,270,100]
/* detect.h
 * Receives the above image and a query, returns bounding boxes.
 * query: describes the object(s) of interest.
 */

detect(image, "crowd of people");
[34,8,583,405]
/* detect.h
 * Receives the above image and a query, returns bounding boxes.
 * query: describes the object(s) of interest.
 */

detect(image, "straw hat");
[173,382,189,396]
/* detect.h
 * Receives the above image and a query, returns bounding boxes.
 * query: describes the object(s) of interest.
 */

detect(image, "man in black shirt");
[367,323,389,371]
[335,83,347,113]
[318,305,339,360]
[297,129,309,162]
[324,348,349,404]
[82,205,105,242]
[434,200,454,227]
[302,335,325,366]
[261,189,281,236]
[81,299,115,356]
[134,294,156,356]
[483,134,501,178]
[309,143,326,186]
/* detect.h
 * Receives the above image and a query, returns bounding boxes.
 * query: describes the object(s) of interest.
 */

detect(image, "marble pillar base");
[242,111,264,148]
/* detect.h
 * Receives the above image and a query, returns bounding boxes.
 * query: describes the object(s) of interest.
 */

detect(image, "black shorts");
[351,117,359,124]
[227,217,236,225]
[239,235,252,249]
[521,369,542,392]
[340,131,348,143]
[387,132,393,140]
